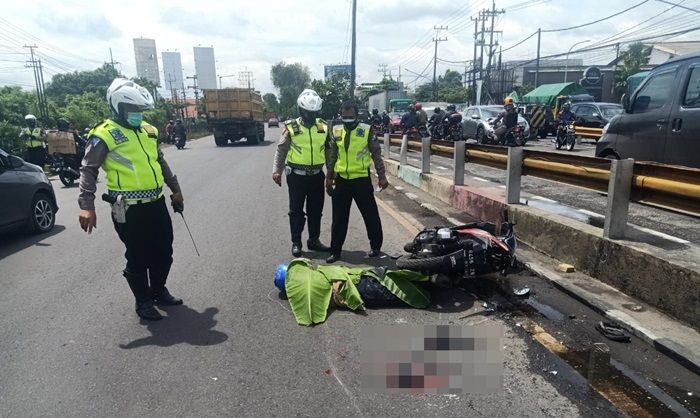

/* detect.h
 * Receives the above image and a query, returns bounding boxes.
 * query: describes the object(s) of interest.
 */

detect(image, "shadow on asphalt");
[0,225,66,261]
[118,306,228,349]
[220,140,273,147]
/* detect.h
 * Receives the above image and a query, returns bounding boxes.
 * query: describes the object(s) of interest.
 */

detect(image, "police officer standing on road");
[78,78,184,321]
[21,114,45,166]
[325,101,389,263]
[272,89,332,257]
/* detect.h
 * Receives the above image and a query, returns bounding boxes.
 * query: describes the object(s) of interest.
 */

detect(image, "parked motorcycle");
[555,123,576,151]
[49,151,82,187]
[396,215,517,288]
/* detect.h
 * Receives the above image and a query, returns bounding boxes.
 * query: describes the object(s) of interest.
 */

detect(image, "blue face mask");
[126,112,143,127]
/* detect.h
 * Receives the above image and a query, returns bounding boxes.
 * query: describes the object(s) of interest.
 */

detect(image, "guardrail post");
[383,132,390,159]
[421,137,431,174]
[399,134,408,166]
[453,140,465,186]
[506,147,523,204]
[604,158,634,239]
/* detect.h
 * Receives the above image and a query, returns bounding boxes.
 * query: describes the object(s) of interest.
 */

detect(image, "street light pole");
[218,74,236,89]
[564,40,590,83]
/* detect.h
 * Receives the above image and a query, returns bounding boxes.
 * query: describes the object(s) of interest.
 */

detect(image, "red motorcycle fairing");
[457,228,511,253]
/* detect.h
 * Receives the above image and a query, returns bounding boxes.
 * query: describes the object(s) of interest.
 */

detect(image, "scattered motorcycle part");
[513,286,531,297]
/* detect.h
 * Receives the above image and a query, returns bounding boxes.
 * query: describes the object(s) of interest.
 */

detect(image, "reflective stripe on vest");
[91,119,164,199]
[285,118,327,169]
[22,127,43,148]
[332,123,371,180]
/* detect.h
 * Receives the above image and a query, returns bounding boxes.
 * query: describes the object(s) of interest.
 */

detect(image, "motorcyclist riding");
[415,103,428,126]
[556,102,576,141]
[381,110,390,132]
[428,107,445,138]
[369,108,382,126]
[493,97,519,141]
[400,104,418,132]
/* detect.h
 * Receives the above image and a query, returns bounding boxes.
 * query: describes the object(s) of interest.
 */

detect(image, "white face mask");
[341,118,357,124]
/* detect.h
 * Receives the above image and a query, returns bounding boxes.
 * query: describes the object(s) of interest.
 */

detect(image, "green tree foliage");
[413,70,469,103]
[44,64,119,106]
[615,42,652,93]
[262,93,280,115]
[310,73,351,120]
[357,77,401,103]
[0,86,38,153]
[270,62,311,118]
[59,92,110,130]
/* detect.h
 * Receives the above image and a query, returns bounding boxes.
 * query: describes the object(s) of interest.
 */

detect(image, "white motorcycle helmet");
[24,114,37,121]
[297,89,323,112]
[106,78,154,116]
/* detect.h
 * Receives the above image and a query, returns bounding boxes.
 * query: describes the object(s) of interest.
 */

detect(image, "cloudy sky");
[1,0,699,97]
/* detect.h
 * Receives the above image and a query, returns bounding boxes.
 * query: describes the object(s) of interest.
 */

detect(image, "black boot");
[124,269,162,321]
[307,239,330,252]
[153,287,183,306]
[292,242,303,257]
[367,249,381,258]
[326,253,340,263]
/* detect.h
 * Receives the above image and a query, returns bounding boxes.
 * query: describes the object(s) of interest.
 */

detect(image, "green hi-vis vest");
[21,127,43,148]
[91,119,165,201]
[285,118,327,169]
[332,123,372,180]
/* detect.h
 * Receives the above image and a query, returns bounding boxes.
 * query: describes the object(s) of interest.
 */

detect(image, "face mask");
[341,118,357,124]
[126,112,143,127]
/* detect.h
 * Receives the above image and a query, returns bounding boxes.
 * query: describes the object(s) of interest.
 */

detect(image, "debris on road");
[513,286,531,297]
[596,321,631,343]
[558,264,576,273]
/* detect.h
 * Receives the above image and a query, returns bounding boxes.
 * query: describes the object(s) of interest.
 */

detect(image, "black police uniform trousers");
[330,175,383,255]
[25,146,46,167]
[113,197,174,302]
[287,171,325,244]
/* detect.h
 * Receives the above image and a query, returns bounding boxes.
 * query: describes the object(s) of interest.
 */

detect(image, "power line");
[655,0,700,13]
[542,1,650,33]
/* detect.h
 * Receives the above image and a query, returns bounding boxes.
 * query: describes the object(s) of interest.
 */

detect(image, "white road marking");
[529,195,557,203]
[405,192,419,200]
[472,176,489,182]
[578,209,603,218]
[394,186,404,191]
[436,165,449,170]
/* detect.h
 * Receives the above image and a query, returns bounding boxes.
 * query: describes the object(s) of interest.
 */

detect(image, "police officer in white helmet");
[272,89,332,257]
[78,78,184,321]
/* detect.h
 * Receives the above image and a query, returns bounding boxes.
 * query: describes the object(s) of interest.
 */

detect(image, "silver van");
[596,53,700,168]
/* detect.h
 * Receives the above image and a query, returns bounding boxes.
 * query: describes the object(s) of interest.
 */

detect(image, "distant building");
[133,38,161,86]
[161,51,184,91]
[647,41,700,65]
[193,46,217,90]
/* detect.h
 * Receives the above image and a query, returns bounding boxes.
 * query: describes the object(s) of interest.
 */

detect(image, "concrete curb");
[384,160,700,374]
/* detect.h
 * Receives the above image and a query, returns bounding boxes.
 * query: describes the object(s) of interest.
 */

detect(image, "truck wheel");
[247,133,259,145]
[215,136,227,147]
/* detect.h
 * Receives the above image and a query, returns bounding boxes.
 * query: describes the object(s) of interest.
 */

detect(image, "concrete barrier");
[384,158,700,329]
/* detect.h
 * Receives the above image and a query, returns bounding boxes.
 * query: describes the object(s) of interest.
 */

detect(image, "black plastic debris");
[596,321,631,343]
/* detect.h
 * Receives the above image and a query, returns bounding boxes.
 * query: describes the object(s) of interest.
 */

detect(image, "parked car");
[0,149,58,234]
[268,117,279,127]
[570,102,622,129]
[462,106,530,143]
[596,52,700,168]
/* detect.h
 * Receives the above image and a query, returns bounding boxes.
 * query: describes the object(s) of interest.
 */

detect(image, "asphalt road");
[0,128,688,417]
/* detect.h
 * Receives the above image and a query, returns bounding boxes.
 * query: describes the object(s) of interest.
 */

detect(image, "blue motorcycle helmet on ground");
[275,264,289,297]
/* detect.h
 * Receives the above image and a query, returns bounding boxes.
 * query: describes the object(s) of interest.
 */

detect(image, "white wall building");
[162,51,184,91]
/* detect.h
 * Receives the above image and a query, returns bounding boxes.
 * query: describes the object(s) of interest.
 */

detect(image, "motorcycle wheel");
[59,173,75,187]
[396,254,449,272]
[476,127,485,144]
[554,136,563,150]
[566,135,575,151]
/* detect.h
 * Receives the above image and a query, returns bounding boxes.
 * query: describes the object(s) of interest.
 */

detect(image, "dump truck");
[203,88,265,146]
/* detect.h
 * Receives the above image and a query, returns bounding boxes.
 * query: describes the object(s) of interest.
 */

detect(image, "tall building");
[133,38,160,86]
[161,51,184,91]
[193,46,217,89]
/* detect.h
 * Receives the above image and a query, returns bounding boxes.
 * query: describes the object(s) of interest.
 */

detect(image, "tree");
[270,62,311,118]
[44,64,119,105]
[358,77,401,103]
[310,73,352,120]
[262,93,280,115]
[413,70,469,103]
[0,86,37,154]
[615,43,652,94]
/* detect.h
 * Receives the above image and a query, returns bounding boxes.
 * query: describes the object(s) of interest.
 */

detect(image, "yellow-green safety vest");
[284,118,327,169]
[90,119,164,201]
[21,127,43,148]
[332,123,372,180]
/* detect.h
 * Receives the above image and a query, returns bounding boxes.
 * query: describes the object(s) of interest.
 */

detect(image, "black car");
[570,102,623,129]
[0,149,58,234]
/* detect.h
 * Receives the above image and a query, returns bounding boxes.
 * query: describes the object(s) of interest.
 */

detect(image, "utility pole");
[349,0,357,98]
[612,43,620,95]
[378,63,388,79]
[472,17,479,104]
[186,75,199,119]
[432,25,448,101]
[24,45,49,123]
[535,28,541,87]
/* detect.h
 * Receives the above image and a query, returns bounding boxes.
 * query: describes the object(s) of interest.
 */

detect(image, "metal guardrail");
[388,134,700,217]
[574,126,603,140]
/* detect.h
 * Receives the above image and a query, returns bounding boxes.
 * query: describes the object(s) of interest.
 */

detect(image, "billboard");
[133,38,160,86]
[324,64,352,79]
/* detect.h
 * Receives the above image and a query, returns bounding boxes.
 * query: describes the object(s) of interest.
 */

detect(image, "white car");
[462,106,530,143]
